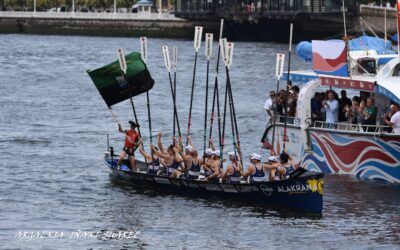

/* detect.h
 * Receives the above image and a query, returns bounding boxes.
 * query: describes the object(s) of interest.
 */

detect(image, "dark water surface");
[0,34,399,249]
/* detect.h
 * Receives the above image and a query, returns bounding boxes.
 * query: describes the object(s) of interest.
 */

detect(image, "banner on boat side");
[87,52,154,107]
[320,76,375,92]
[312,40,348,77]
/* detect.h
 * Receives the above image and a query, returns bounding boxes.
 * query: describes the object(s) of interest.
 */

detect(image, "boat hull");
[105,158,324,214]
[265,125,400,183]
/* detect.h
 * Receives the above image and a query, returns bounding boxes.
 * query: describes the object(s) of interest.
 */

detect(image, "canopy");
[348,35,395,55]
[296,41,312,62]
[87,52,154,107]
[296,35,396,62]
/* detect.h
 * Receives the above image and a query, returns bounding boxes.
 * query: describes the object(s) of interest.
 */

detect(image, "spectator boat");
[262,39,400,183]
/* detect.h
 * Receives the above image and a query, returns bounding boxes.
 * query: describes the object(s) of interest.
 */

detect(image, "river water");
[0,34,399,249]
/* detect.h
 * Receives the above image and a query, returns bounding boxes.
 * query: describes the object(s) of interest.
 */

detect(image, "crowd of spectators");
[265,86,400,133]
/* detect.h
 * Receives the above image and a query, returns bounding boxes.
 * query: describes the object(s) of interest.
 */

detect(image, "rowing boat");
[104,150,324,214]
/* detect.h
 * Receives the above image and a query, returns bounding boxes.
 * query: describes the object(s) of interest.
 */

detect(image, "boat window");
[392,64,400,77]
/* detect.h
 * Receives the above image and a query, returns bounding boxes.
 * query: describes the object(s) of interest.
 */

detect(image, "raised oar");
[271,53,285,155]
[186,26,203,145]
[283,22,293,152]
[221,38,229,151]
[173,47,178,137]
[222,41,243,167]
[208,19,224,150]
[117,49,146,167]
[117,48,143,139]
[140,37,153,148]
[162,45,182,137]
[203,33,213,156]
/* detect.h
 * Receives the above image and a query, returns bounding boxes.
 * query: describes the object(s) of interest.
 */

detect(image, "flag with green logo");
[87,52,154,107]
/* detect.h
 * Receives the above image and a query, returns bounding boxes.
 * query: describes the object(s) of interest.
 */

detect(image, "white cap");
[250,153,261,161]
[205,148,213,156]
[185,145,194,153]
[212,150,220,156]
[228,151,235,157]
[268,156,278,162]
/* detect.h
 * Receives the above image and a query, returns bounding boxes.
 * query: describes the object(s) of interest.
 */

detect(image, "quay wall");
[0,13,218,38]
[359,5,397,34]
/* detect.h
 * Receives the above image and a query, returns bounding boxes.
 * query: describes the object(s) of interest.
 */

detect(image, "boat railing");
[273,115,394,134]
[311,120,392,134]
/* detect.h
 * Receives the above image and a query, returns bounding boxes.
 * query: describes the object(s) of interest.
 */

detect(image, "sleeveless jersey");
[186,159,201,180]
[250,164,266,183]
[148,157,160,175]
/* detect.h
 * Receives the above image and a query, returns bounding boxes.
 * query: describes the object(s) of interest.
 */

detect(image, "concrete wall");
[360,6,397,34]
[0,16,218,38]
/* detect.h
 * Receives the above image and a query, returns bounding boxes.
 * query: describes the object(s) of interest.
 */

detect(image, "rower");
[117,121,140,171]
[155,132,183,177]
[277,152,294,180]
[263,156,280,181]
[221,151,242,184]
[203,150,221,182]
[138,140,162,175]
[241,153,267,183]
[186,150,202,180]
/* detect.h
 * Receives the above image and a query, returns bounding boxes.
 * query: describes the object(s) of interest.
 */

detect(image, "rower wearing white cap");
[263,155,280,181]
[240,153,267,183]
[203,150,221,181]
[221,151,242,184]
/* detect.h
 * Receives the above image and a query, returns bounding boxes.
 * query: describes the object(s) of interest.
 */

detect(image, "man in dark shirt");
[311,92,322,122]
[339,90,352,122]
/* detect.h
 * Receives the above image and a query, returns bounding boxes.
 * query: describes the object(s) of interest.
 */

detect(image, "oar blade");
[275,53,285,80]
[140,37,148,63]
[116,48,127,74]
[162,45,171,72]
[194,26,203,52]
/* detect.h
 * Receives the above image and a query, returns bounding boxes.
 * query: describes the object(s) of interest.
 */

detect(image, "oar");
[117,48,146,165]
[203,33,213,157]
[140,37,154,150]
[173,47,178,137]
[186,26,203,145]
[162,45,182,137]
[221,39,229,151]
[283,22,293,152]
[117,48,143,139]
[222,40,243,167]
[271,53,285,155]
[208,19,224,150]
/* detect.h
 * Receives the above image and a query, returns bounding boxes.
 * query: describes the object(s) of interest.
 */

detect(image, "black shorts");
[123,147,135,156]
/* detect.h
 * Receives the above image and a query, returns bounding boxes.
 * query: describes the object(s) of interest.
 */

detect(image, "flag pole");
[397,1,400,56]
[187,26,203,145]
[283,22,293,152]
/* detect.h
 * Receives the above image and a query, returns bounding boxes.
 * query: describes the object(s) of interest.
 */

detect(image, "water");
[0,34,399,249]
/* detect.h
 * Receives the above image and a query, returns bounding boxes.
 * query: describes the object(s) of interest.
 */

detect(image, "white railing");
[274,115,393,134]
[312,120,391,134]
[0,11,182,20]
[360,4,396,12]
